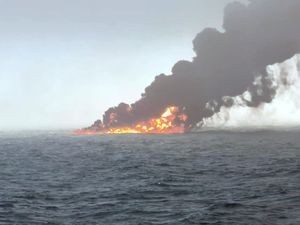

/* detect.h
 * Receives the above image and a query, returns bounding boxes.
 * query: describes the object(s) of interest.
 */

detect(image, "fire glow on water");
[74,106,188,135]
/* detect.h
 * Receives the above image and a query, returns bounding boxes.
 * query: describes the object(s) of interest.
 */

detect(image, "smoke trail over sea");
[80,0,300,133]
[202,55,300,129]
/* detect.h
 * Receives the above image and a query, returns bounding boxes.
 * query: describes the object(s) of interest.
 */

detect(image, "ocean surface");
[0,130,299,225]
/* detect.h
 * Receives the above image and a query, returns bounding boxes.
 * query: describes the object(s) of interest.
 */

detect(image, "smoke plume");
[202,55,300,129]
[86,0,300,131]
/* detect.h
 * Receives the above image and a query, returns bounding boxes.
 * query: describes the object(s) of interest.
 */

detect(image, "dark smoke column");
[85,0,300,132]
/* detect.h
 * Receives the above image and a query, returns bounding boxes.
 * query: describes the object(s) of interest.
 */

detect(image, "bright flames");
[74,106,188,135]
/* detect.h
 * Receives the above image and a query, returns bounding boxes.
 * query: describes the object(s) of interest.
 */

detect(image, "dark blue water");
[0,130,299,225]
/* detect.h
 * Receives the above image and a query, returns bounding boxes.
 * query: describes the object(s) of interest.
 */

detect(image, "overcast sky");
[0,0,246,130]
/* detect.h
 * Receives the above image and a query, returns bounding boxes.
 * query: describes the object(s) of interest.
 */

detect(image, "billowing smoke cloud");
[86,0,300,131]
[202,55,300,128]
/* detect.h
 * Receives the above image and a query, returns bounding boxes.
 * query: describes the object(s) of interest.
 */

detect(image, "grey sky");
[0,0,245,130]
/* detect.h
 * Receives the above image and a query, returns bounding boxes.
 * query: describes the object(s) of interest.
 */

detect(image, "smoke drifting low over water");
[0,131,299,224]
[83,0,300,132]
[202,55,300,129]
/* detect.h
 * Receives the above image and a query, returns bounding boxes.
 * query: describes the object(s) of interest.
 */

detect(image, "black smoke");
[86,0,300,131]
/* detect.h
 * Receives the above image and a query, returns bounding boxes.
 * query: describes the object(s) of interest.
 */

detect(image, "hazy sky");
[0,0,245,130]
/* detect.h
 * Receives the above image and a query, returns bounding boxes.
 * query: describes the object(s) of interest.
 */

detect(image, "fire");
[74,106,187,135]
[107,106,186,134]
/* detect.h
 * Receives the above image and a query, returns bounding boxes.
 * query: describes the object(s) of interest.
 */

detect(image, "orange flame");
[74,106,187,135]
